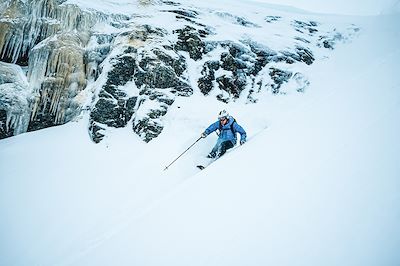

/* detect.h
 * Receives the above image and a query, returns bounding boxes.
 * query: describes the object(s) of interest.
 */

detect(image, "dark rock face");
[269,68,293,94]
[215,76,242,102]
[134,51,188,92]
[90,54,138,143]
[162,1,181,6]
[131,86,175,142]
[174,26,207,60]
[247,42,276,73]
[0,110,13,139]
[162,9,199,18]
[132,98,169,143]
[197,39,314,102]
[90,23,193,143]
[281,46,315,65]
[131,46,189,142]
[198,41,258,100]
[317,26,360,50]
[265,16,281,23]
[91,96,137,128]
[292,20,319,35]
[198,61,220,95]
[133,117,164,142]
[28,110,57,132]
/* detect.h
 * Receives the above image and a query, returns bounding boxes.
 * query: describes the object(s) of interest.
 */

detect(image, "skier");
[201,110,247,159]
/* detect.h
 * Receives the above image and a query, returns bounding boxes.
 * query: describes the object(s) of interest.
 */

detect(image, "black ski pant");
[208,140,234,158]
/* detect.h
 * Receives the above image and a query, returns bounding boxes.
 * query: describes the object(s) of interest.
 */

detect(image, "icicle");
[27,44,50,90]
[0,0,102,66]
[0,62,32,135]
[26,30,87,125]
[5,112,12,132]
[1,0,124,132]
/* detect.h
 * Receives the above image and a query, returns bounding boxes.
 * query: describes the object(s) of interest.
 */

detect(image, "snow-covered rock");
[0,0,359,141]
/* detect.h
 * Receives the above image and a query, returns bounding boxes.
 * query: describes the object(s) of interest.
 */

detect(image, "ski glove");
[240,140,246,145]
[201,132,207,138]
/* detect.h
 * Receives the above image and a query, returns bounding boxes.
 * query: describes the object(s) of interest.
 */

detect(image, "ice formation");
[0,61,31,136]
[0,0,120,135]
[0,0,105,64]
[28,32,87,124]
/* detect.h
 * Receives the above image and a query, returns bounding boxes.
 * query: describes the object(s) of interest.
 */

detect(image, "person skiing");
[201,110,247,159]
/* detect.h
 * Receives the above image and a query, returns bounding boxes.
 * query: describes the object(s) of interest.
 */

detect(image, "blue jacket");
[204,117,247,145]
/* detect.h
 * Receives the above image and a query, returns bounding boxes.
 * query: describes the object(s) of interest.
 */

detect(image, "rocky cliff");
[0,0,359,141]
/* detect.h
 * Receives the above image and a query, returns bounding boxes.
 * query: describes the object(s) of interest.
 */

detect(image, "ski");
[195,126,267,171]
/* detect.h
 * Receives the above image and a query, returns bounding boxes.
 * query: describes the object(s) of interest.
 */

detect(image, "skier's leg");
[216,141,234,157]
[208,143,220,158]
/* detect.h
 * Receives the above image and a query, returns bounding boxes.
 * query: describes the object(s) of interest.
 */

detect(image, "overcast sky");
[250,0,397,15]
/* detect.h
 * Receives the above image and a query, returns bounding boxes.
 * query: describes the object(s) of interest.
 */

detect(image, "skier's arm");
[203,121,220,136]
[233,123,247,143]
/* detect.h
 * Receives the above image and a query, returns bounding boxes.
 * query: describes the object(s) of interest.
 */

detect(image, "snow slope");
[249,0,397,16]
[1,9,400,266]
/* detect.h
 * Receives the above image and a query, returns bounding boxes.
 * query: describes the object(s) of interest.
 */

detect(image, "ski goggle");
[219,116,227,121]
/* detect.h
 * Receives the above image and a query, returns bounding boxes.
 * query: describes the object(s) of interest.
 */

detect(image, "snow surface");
[249,0,398,16]
[381,0,400,15]
[64,0,399,16]
[1,4,400,266]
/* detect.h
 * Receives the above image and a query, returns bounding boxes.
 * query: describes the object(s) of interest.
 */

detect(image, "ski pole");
[164,136,202,171]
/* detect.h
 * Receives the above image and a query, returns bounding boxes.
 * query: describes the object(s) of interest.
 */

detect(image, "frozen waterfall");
[0,61,32,136]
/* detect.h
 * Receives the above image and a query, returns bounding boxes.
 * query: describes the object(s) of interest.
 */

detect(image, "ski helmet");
[218,110,229,119]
